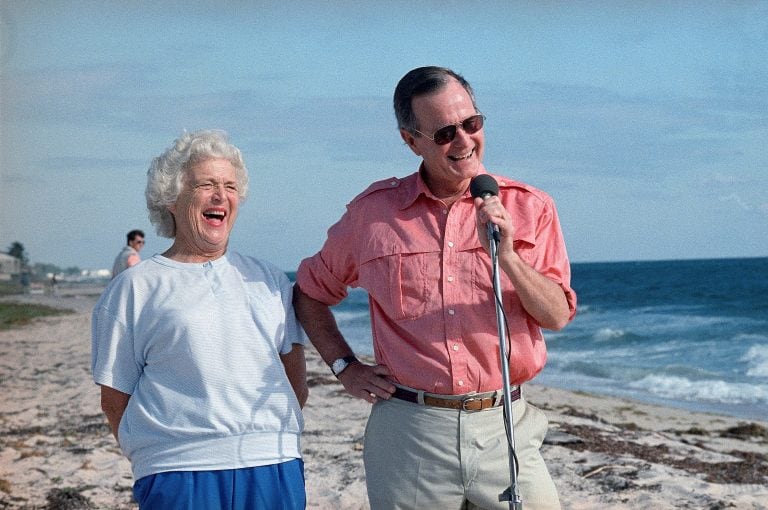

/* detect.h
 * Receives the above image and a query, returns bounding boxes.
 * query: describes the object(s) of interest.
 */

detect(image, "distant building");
[0,252,21,280]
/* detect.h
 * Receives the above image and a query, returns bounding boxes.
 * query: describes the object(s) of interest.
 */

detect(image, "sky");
[1,1,766,272]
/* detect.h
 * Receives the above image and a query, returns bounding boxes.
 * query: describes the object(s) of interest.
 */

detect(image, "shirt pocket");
[359,246,440,322]
[468,237,533,313]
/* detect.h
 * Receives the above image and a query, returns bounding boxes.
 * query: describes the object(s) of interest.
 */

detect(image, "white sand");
[1,291,766,509]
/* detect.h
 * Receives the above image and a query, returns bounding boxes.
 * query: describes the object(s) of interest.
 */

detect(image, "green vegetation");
[0,302,74,330]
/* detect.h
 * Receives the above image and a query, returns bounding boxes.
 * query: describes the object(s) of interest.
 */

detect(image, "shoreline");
[6,285,765,424]
[1,293,766,509]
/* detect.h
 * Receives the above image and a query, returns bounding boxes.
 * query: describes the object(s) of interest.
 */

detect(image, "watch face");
[332,358,347,374]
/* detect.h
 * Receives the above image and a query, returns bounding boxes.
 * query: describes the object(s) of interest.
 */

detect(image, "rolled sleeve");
[296,210,359,306]
[535,196,578,321]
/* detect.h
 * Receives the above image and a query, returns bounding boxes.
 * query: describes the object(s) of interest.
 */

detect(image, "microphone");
[470,174,501,243]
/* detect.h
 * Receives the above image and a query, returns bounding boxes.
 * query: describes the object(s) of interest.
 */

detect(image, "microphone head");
[470,174,499,199]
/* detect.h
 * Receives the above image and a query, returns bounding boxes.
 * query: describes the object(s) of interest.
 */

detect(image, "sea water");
[293,257,768,421]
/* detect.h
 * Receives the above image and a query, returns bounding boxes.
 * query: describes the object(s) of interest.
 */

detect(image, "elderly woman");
[92,130,307,509]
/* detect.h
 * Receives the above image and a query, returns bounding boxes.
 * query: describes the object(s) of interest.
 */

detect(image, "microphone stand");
[488,224,523,510]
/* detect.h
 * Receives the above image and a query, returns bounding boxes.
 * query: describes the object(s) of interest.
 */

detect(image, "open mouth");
[448,148,475,162]
[203,209,226,224]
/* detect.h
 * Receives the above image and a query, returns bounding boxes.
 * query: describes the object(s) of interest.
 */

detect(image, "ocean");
[294,257,768,422]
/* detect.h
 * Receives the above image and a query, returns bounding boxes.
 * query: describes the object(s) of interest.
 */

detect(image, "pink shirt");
[297,168,577,393]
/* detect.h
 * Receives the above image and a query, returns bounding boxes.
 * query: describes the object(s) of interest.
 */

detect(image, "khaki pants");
[363,392,560,510]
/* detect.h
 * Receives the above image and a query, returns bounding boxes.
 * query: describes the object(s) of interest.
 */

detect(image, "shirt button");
[442,209,448,215]
[447,276,454,282]
[452,344,459,351]
[458,380,465,386]
[448,241,454,248]
[448,309,455,315]
[390,180,397,186]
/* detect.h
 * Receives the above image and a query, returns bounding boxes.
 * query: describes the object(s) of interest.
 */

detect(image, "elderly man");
[294,67,576,509]
[92,130,307,509]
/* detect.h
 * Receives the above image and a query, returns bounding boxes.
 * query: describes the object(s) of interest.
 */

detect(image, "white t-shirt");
[111,245,139,278]
[92,252,305,480]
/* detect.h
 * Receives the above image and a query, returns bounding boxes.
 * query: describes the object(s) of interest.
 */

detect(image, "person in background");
[293,66,576,509]
[92,130,307,510]
[111,229,145,278]
[49,274,59,297]
[20,270,30,294]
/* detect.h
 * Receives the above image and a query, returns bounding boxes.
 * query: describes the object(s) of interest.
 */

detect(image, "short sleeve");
[279,271,306,354]
[91,303,142,394]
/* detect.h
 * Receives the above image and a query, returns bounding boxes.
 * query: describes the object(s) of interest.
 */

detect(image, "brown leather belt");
[392,386,520,411]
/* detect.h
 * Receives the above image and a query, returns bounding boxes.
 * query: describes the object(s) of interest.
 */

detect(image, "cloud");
[719,193,753,212]
[478,79,767,183]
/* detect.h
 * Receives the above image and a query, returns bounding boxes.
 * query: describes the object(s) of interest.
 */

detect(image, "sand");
[1,290,766,509]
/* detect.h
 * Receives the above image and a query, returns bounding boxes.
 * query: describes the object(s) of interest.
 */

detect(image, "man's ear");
[400,129,421,157]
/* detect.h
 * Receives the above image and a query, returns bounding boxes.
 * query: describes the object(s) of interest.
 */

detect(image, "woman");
[92,130,307,509]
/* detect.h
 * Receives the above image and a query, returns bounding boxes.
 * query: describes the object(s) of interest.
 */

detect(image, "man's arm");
[100,385,131,443]
[292,284,395,402]
[126,254,140,268]
[280,344,309,408]
[474,196,571,330]
[499,252,570,330]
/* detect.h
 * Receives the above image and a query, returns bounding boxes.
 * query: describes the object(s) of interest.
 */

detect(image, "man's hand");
[337,362,396,404]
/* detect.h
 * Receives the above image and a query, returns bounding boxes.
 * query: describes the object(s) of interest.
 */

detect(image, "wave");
[743,343,768,378]
[332,309,370,323]
[629,374,768,405]
[593,327,626,341]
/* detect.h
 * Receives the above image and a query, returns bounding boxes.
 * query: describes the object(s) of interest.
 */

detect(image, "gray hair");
[145,129,248,238]
[393,66,478,133]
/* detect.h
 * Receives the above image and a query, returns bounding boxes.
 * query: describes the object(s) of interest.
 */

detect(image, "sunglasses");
[413,114,485,145]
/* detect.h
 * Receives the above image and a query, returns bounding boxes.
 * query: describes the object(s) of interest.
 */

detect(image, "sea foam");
[743,343,768,378]
[630,374,768,405]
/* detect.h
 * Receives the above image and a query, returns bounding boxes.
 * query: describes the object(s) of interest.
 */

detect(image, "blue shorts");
[132,459,305,510]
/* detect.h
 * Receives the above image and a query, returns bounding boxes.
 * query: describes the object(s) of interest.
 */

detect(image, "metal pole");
[489,227,523,510]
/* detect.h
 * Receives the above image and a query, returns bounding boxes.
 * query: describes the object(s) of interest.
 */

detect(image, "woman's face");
[167,158,240,261]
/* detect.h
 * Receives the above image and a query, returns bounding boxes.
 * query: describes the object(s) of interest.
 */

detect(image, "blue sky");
[2,1,766,271]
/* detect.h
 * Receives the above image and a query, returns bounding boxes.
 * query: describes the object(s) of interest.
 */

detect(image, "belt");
[392,385,520,411]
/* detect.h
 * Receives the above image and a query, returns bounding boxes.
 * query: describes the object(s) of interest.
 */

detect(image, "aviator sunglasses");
[413,114,485,145]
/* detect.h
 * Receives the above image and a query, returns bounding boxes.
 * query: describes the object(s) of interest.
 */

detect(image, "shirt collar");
[398,164,489,210]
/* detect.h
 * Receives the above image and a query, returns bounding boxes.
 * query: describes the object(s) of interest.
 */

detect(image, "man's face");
[400,78,485,197]
[168,158,240,259]
[129,236,145,252]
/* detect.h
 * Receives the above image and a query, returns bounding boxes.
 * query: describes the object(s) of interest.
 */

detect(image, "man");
[93,130,307,509]
[294,67,576,509]
[111,229,145,278]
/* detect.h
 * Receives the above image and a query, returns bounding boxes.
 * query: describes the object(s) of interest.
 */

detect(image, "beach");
[1,291,766,509]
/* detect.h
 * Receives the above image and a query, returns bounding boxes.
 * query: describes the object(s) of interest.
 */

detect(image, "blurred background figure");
[111,229,145,278]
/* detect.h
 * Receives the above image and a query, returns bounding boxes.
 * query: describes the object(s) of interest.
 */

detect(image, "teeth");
[204,211,225,219]
[449,148,474,161]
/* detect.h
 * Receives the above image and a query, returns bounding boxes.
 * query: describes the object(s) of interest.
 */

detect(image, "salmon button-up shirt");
[296,168,576,394]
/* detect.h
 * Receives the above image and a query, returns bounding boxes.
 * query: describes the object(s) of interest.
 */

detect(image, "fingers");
[474,196,514,243]
[339,363,396,404]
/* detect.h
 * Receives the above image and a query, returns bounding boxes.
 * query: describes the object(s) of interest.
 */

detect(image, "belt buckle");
[460,396,482,411]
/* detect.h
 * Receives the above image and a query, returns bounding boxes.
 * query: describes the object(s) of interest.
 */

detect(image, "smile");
[203,208,227,223]
[448,148,474,162]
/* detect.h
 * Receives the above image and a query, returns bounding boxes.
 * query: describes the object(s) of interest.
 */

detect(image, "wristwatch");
[331,356,359,377]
